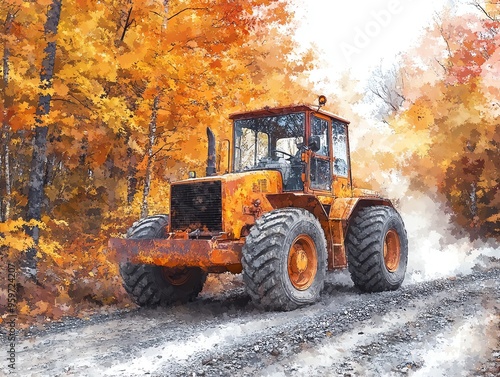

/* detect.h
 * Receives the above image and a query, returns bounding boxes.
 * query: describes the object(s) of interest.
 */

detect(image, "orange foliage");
[0,0,316,328]
[358,4,500,240]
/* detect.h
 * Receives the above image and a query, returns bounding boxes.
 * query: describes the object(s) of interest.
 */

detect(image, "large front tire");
[242,208,327,311]
[119,215,206,307]
[346,206,408,292]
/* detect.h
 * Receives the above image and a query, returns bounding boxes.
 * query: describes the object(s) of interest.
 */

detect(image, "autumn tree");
[367,62,408,122]
[0,3,15,222]
[366,1,500,240]
[0,0,317,324]
[21,0,63,277]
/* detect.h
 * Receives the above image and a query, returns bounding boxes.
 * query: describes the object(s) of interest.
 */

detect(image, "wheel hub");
[383,229,401,272]
[287,235,318,291]
[161,267,193,286]
[290,249,308,273]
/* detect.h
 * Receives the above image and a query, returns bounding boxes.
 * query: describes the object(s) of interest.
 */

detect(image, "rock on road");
[2,265,499,377]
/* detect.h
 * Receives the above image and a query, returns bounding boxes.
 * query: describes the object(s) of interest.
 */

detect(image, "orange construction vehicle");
[108,97,408,311]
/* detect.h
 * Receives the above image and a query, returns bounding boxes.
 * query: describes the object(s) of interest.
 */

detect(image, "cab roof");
[229,104,350,125]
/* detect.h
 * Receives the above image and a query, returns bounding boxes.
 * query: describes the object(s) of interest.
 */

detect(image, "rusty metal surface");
[333,176,352,198]
[221,170,282,239]
[229,104,351,125]
[329,197,360,221]
[332,244,347,269]
[108,238,243,270]
[331,220,347,269]
[266,193,329,220]
[352,188,382,198]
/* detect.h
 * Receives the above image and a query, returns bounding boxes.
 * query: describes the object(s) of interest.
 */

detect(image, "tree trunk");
[469,181,478,222]
[138,1,169,217]
[140,94,160,218]
[162,0,170,29]
[127,145,138,205]
[1,129,11,222]
[1,10,14,222]
[24,0,62,277]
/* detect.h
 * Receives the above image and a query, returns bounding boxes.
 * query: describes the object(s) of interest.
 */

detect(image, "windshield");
[233,112,305,191]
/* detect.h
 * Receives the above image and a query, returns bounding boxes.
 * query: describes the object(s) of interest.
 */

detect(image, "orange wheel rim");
[383,229,401,272]
[287,235,317,290]
[161,267,193,286]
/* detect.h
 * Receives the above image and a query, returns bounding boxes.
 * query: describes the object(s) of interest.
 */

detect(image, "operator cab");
[230,104,351,194]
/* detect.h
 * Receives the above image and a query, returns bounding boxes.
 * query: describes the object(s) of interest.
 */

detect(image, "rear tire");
[119,215,206,307]
[242,208,327,311]
[346,206,408,292]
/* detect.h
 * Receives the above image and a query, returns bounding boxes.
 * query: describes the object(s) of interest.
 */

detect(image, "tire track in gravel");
[261,276,499,377]
[103,287,365,376]
[359,282,499,377]
[6,285,352,376]
[6,292,253,376]
[163,268,499,377]
[3,268,498,377]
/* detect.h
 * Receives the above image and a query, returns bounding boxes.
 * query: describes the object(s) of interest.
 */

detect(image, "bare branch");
[167,7,208,21]
[435,57,448,73]
[367,62,408,120]
[120,7,134,42]
[472,0,497,21]
[151,142,176,158]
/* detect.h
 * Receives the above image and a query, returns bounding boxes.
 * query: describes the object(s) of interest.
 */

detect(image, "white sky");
[293,0,462,88]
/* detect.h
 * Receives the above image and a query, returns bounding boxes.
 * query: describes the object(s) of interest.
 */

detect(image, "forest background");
[0,0,498,326]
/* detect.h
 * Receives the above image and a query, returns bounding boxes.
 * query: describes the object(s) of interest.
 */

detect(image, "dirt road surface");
[2,263,499,377]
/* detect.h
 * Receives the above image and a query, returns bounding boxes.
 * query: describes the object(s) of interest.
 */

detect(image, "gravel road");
[2,262,499,377]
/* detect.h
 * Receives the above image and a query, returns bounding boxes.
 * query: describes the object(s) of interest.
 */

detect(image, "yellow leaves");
[0,219,41,253]
[78,9,107,36]
[38,0,55,6]
[53,81,69,97]
[42,216,69,227]
[19,302,31,316]
[0,218,39,233]
[403,103,434,131]
[60,113,76,127]
[117,52,139,70]
[96,96,134,132]
[39,238,64,265]
[1,234,34,253]
[127,138,145,154]
[381,8,500,239]
[486,213,500,223]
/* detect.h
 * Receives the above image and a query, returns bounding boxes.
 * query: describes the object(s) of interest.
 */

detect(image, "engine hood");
[170,170,284,239]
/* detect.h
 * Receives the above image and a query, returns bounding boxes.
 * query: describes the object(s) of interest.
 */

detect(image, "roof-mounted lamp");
[318,95,327,110]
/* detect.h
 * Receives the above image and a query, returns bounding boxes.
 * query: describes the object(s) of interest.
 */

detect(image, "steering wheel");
[271,149,295,159]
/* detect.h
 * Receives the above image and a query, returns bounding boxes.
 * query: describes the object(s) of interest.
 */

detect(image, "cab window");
[309,115,332,191]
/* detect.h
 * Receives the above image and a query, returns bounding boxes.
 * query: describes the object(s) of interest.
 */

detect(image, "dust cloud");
[381,171,499,284]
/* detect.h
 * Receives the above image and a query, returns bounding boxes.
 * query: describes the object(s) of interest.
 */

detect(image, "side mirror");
[308,135,321,152]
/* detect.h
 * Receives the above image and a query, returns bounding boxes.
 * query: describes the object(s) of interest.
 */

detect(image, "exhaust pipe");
[206,127,216,176]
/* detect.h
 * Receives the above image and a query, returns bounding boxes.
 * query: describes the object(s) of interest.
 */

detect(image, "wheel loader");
[108,97,408,311]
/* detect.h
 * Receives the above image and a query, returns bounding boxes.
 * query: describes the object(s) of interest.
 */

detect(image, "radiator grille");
[170,181,222,232]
